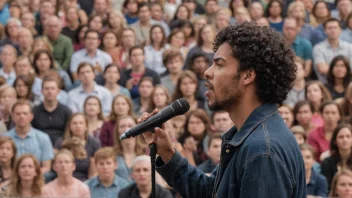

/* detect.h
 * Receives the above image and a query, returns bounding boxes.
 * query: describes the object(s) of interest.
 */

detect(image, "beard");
[208,73,242,111]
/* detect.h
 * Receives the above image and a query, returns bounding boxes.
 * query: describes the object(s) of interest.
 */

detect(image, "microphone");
[120,98,190,140]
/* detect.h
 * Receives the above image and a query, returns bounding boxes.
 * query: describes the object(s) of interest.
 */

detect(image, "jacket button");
[226,149,230,153]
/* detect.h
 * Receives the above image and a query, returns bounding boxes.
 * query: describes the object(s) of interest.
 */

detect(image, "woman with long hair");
[278,104,294,128]
[305,81,332,128]
[101,31,121,66]
[113,115,147,181]
[54,113,101,181]
[326,55,352,99]
[0,137,16,189]
[43,149,90,197]
[103,64,131,97]
[84,96,105,139]
[185,24,215,66]
[107,10,126,39]
[149,85,171,111]
[117,28,137,69]
[266,0,284,32]
[341,82,352,122]
[4,154,44,197]
[329,169,352,198]
[179,109,212,165]
[13,75,40,106]
[293,100,317,135]
[308,101,343,162]
[165,29,189,59]
[144,25,167,75]
[172,70,206,111]
[311,0,331,27]
[100,95,134,147]
[74,25,88,51]
[321,124,352,190]
[33,50,72,91]
[0,85,17,131]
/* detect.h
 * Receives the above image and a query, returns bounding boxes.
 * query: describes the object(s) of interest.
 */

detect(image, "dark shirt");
[62,26,80,44]
[326,84,345,100]
[99,120,116,147]
[197,159,218,174]
[321,156,338,190]
[118,183,173,198]
[54,135,101,181]
[32,103,72,145]
[78,0,94,15]
[306,169,328,197]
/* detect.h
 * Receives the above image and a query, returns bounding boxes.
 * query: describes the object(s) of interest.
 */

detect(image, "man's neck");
[99,174,115,187]
[227,95,262,130]
[285,38,294,46]
[140,19,150,27]
[15,126,31,138]
[48,34,59,42]
[305,168,311,182]
[67,21,79,30]
[138,183,152,197]
[169,72,181,83]
[43,99,59,112]
[86,48,97,57]
[131,65,145,73]
[328,38,339,49]
[57,175,74,186]
[2,65,13,74]
[82,82,95,93]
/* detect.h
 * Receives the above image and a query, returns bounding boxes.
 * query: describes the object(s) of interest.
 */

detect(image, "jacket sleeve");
[156,151,216,198]
[238,155,303,198]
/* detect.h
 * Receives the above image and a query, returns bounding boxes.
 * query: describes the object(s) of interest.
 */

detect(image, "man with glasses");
[70,29,112,82]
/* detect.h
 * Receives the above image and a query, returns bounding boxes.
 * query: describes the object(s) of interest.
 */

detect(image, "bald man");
[44,15,73,71]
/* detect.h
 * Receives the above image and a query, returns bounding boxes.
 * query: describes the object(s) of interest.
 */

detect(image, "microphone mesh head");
[172,98,190,115]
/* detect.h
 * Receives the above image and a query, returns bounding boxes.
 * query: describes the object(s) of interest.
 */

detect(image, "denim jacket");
[156,103,306,198]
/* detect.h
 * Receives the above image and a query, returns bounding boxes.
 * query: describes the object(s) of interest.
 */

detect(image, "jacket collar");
[225,103,278,147]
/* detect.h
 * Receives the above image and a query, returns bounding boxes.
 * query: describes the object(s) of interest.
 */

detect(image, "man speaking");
[139,22,306,197]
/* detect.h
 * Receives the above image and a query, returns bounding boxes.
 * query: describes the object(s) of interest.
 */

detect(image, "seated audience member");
[54,113,101,181]
[70,29,112,81]
[133,77,154,116]
[211,111,233,133]
[0,136,16,189]
[103,64,131,98]
[67,62,112,115]
[172,70,206,112]
[0,18,20,52]
[100,95,134,147]
[0,45,17,85]
[83,96,104,139]
[282,18,313,78]
[149,85,171,112]
[4,154,44,197]
[0,85,17,131]
[305,81,333,128]
[325,55,352,99]
[160,48,184,96]
[291,125,307,145]
[187,52,210,100]
[5,100,54,174]
[119,46,161,99]
[32,77,72,145]
[300,144,328,197]
[118,155,173,198]
[13,75,41,106]
[255,17,270,27]
[329,169,352,198]
[44,15,73,71]
[116,28,137,69]
[284,57,306,108]
[43,149,90,197]
[293,101,317,135]
[308,101,342,162]
[341,82,352,122]
[313,18,352,84]
[18,27,34,57]
[85,147,129,198]
[13,56,41,96]
[179,132,197,166]
[266,0,284,32]
[114,115,147,182]
[198,133,222,175]
[321,124,352,190]
[278,104,294,128]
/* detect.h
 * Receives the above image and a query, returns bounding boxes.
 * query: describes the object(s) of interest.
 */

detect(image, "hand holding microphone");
[120,98,190,163]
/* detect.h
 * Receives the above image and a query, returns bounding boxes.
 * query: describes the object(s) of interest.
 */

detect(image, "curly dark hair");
[213,22,296,104]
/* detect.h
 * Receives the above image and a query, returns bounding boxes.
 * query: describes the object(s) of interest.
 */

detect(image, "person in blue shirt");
[0,1,9,26]
[139,22,306,198]
[300,143,328,197]
[85,147,129,198]
[5,100,54,174]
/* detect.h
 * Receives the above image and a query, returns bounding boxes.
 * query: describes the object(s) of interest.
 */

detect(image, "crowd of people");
[0,0,349,197]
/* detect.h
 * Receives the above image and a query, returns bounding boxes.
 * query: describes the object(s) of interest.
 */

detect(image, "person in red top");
[308,101,342,161]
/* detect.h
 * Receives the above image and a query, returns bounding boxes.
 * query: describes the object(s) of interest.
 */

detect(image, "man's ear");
[243,68,256,85]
